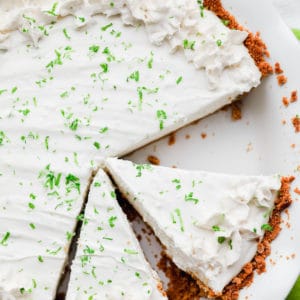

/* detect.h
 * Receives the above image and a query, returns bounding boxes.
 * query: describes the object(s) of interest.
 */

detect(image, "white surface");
[126,0,300,299]
[107,158,281,294]
[273,0,300,29]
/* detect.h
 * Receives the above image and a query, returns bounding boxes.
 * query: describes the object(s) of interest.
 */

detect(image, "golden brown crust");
[292,116,300,133]
[203,0,273,77]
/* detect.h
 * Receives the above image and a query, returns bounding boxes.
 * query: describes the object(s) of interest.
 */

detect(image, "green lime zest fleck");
[63,28,71,39]
[184,192,199,204]
[124,248,138,255]
[66,231,75,241]
[29,223,36,230]
[11,86,18,94]
[45,2,58,16]
[77,213,88,225]
[28,202,35,210]
[261,224,273,231]
[44,136,49,150]
[218,236,226,244]
[183,39,196,50]
[100,63,109,73]
[99,127,108,133]
[108,216,117,228]
[222,19,230,26]
[47,246,62,255]
[89,45,100,53]
[172,179,181,190]
[69,118,80,131]
[174,208,184,232]
[93,142,101,150]
[156,110,167,130]
[176,76,183,85]
[0,232,10,246]
[212,225,220,232]
[216,39,222,47]
[101,23,113,31]
[128,70,140,82]
[197,0,204,17]
[65,173,81,194]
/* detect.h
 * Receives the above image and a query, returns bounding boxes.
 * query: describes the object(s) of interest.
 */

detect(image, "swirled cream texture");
[66,170,166,300]
[106,158,281,293]
[0,0,260,87]
[0,0,262,298]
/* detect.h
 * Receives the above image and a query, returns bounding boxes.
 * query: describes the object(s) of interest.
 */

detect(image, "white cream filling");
[106,158,281,293]
[66,169,166,300]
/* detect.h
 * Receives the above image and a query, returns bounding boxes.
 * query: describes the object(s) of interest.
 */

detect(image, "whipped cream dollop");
[66,169,166,300]
[0,0,260,87]
[106,158,281,293]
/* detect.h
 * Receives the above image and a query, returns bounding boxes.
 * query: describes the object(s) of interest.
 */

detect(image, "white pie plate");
[125,0,300,299]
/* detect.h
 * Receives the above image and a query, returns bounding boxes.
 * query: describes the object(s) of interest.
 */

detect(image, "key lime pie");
[0,0,290,299]
[106,158,294,299]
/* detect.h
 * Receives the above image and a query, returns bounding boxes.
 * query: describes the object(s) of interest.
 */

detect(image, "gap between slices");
[55,169,98,299]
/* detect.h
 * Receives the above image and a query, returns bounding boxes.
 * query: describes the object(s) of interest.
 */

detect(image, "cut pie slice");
[66,169,166,300]
[106,158,293,299]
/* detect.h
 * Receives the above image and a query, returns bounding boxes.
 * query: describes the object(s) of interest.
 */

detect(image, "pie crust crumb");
[292,116,300,133]
[147,155,161,165]
[277,74,287,86]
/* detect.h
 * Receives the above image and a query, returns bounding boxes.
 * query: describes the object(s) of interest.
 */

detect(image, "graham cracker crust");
[204,0,273,77]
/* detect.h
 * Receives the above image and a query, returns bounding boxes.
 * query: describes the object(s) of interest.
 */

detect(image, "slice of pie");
[66,169,166,299]
[106,158,293,299]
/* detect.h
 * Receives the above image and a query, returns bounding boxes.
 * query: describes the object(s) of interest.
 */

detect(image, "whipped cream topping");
[0,1,262,298]
[66,169,166,300]
[0,0,260,87]
[106,158,281,293]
